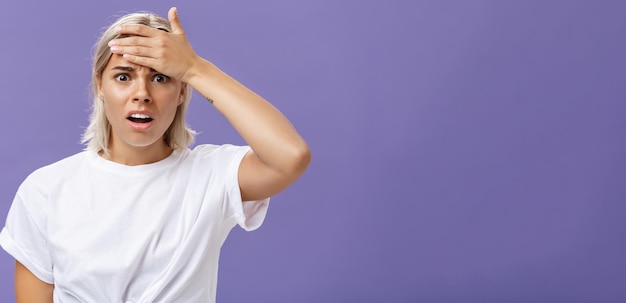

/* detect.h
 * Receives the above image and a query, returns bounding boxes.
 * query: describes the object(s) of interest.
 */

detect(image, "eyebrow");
[111,66,159,73]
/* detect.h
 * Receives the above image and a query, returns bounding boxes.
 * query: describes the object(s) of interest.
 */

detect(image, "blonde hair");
[82,11,195,154]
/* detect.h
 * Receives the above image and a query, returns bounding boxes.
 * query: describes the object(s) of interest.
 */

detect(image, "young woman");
[0,7,310,302]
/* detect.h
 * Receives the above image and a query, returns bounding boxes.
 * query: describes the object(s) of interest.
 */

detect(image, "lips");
[126,111,154,131]
[127,113,153,123]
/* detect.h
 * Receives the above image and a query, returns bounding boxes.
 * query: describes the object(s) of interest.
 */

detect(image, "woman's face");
[98,54,185,156]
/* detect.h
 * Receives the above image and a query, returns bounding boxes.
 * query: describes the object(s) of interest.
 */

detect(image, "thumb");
[168,7,185,35]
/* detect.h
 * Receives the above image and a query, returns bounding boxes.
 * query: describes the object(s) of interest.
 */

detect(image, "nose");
[132,79,151,103]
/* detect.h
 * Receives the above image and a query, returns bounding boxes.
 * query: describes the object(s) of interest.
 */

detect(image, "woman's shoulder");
[25,151,91,184]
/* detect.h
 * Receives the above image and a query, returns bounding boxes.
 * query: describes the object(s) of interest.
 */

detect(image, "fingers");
[168,7,185,35]
[109,36,158,62]
[115,24,157,37]
[109,36,152,48]
[110,43,159,59]
[116,8,184,36]
[118,53,155,69]
[111,8,184,48]
[109,34,162,67]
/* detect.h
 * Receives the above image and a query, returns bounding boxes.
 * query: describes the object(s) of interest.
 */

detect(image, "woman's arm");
[112,7,311,200]
[15,261,54,303]
[188,59,311,201]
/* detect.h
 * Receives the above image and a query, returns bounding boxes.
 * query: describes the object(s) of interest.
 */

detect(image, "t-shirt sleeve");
[221,145,270,231]
[0,179,54,284]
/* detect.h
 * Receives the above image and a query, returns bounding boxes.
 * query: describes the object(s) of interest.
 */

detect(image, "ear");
[178,83,187,105]
[96,76,104,100]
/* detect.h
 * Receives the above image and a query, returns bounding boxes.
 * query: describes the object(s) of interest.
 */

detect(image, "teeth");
[130,113,151,119]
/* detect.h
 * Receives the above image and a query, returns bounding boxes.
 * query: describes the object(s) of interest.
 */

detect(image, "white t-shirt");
[0,144,269,302]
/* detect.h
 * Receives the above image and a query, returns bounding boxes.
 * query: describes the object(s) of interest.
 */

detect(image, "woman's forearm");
[15,261,53,303]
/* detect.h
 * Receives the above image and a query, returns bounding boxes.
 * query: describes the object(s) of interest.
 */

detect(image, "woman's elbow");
[286,142,312,177]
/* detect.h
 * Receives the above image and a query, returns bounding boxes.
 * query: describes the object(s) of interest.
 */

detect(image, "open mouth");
[127,113,153,123]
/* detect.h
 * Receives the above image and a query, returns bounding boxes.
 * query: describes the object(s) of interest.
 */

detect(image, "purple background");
[1,0,625,302]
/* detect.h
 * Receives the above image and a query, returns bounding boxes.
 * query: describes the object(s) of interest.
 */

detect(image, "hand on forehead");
[107,7,196,83]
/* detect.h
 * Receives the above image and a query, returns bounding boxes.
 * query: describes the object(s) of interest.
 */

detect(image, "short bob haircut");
[82,11,195,155]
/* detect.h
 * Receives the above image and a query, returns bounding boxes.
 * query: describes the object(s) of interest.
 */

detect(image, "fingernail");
[108,40,116,46]
[115,26,122,33]
[110,46,119,52]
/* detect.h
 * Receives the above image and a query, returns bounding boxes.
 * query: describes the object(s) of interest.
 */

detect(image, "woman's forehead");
[104,54,154,73]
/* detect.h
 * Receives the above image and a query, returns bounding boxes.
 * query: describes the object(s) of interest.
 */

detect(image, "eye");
[115,74,129,81]
[153,74,170,83]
